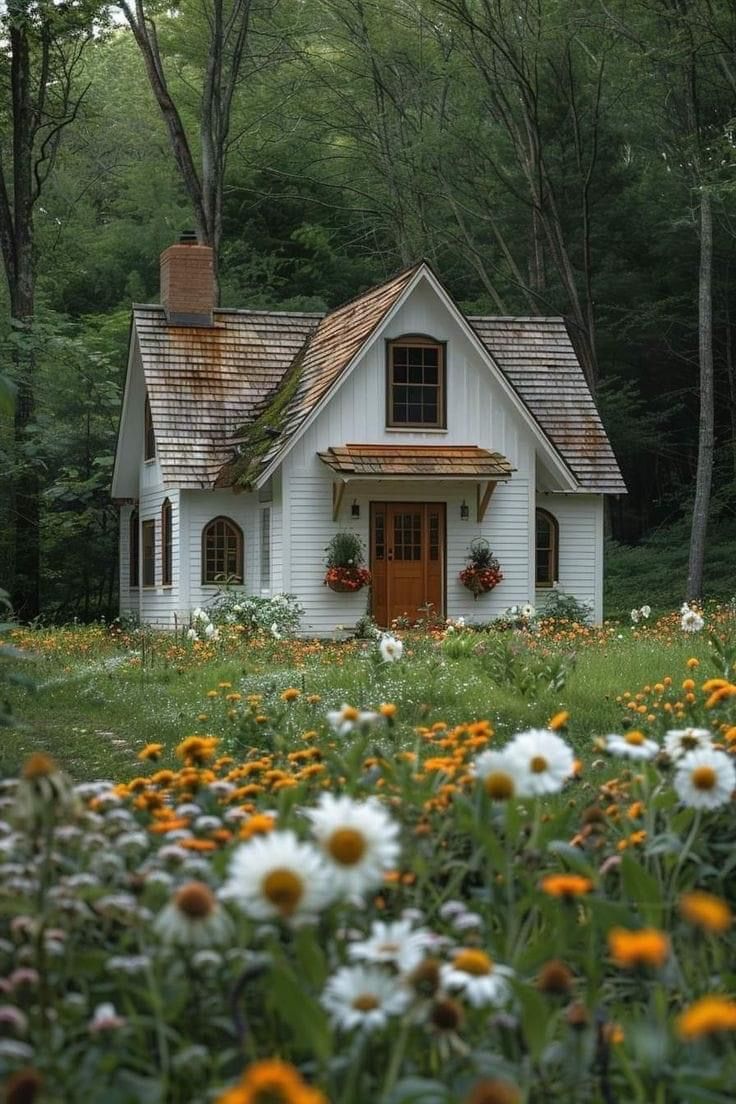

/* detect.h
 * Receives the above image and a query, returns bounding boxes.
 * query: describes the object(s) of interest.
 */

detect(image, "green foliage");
[539,589,593,626]
[476,633,574,696]
[324,531,366,569]
[208,591,304,637]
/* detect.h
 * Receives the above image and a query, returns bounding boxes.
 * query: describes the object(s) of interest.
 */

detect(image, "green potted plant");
[323,532,372,593]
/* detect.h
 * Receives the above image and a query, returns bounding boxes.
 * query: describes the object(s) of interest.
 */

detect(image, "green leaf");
[266,959,331,1061]
[620,853,663,923]
[512,980,550,1061]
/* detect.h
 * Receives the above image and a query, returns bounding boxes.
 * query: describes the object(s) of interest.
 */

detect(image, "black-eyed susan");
[137,743,164,762]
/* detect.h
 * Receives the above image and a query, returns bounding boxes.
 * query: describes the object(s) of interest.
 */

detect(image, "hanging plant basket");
[459,539,503,599]
[324,565,372,593]
[459,565,503,597]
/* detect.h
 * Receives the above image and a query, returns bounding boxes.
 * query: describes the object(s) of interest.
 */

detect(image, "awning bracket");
[332,480,347,521]
[476,481,497,523]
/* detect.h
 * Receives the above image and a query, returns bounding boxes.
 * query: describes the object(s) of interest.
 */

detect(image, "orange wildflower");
[215,1058,327,1104]
[679,891,732,934]
[676,995,736,1040]
[608,927,670,969]
[540,874,593,899]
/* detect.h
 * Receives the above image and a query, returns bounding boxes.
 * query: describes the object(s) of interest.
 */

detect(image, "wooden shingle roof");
[469,317,625,493]
[318,444,513,479]
[133,306,320,487]
[132,267,624,494]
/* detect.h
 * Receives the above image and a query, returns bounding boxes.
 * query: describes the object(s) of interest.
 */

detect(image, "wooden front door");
[371,503,445,626]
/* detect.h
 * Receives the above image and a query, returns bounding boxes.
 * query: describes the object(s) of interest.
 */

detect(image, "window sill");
[535,582,556,589]
[385,427,448,434]
[143,457,156,465]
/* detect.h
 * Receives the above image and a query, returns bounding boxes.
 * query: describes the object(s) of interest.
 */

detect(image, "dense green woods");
[1,0,735,619]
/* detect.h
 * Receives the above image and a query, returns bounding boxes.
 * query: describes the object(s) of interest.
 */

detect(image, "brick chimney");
[160,231,215,325]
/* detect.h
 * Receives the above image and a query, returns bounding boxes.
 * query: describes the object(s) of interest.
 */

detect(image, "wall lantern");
[460,499,469,519]
[351,500,360,518]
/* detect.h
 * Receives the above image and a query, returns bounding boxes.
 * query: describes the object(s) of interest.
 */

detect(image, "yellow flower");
[676,995,736,1040]
[608,927,670,969]
[540,874,593,899]
[215,1058,327,1104]
[686,658,700,669]
[137,743,164,762]
[379,703,397,718]
[679,891,732,933]
[281,688,301,702]
[549,711,570,731]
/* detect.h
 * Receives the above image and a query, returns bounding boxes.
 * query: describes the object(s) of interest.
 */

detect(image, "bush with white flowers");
[207,591,304,637]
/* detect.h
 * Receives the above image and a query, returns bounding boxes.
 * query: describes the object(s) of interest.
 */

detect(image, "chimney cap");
[178,228,198,244]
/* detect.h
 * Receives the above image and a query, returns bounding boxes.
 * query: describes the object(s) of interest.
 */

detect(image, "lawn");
[2,618,713,781]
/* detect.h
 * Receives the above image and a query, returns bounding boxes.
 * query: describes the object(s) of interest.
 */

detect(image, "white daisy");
[348,918,432,973]
[153,881,233,947]
[322,965,409,1031]
[379,635,404,662]
[304,793,400,897]
[681,608,705,633]
[664,727,714,760]
[472,749,525,801]
[440,948,513,1008]
[505,729,575,795]
[604,730,660,761]
[640,605,651,619]
[326,704,380,736]
[224,830,333,922]
[521,603,536,619]
[674,748,736,810]
[630,608,640,624]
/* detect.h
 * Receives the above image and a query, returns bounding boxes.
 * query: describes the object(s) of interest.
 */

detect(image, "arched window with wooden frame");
[386,335,446,428]
[129,509,139,588]
[161,498,173,587]
[535,508,559,588]
[202,516,243,584]
[144,393,156,460]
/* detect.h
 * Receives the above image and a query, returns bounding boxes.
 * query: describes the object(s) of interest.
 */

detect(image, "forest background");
[1,0,735,622]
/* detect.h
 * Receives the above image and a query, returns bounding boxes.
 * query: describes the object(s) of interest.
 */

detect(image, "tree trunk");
[686,186,714,602]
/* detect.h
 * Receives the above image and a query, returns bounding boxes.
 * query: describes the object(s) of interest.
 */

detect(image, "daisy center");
[262,868,304,915]
[692,766,717,791]
[530,755,548,773]
[453,949,492,976]
[377,941,400,954]
[174,881,216,920]
[252,1086,291,1104]
[352,993,379,1012]
[625,732,644,746]
[342,707,359,721]
[327,828,366,865]
[483,772,514,800]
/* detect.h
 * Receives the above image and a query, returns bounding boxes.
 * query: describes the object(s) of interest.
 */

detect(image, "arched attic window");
[129,509,139,588]
[535,508,559,588]
[161,498,172,587]
[202,516,243,584]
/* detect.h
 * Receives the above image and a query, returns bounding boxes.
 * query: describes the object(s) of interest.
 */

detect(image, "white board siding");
[534,494,604,622]
[119,504,134,616]
[281,280,539,635]
[184,490,260,615]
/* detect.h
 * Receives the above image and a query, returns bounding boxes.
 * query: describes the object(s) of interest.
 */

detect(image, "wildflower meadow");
[1,603,736,1103]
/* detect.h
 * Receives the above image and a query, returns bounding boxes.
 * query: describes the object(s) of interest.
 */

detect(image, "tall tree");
[120,0,257,289]
[0,0,99,617]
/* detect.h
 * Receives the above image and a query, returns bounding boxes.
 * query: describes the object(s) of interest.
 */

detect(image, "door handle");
[387,549,394,561]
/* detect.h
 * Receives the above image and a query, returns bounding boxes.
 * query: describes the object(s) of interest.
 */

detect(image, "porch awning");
[318,444,514,479]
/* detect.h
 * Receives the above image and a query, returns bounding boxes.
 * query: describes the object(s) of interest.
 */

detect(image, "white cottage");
[111,239,625,633]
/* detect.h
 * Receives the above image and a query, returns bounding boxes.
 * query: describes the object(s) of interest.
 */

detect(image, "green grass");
[2,628,713,781]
